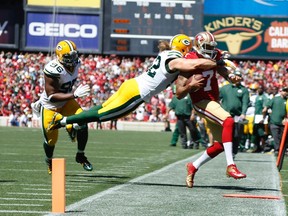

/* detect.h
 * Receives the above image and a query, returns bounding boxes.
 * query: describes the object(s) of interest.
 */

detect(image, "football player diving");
[46,34,235,139]
[36,40,93,174]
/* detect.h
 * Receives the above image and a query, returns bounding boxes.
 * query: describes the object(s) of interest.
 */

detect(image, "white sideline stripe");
[0,169,45,172]
[0,204,43,206]
[0,210,50,214]
[7,192,51,196]
[0,153,19,155]
[23,188,81,192]
[62,153,201,213]
[7,192,71,196]
[20,184,48,186]
[0,198,50,201]
[23,188,50,191]
[66,184,92,188]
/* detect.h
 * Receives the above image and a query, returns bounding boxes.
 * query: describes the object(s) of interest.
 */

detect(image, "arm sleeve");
[241,88,250,114]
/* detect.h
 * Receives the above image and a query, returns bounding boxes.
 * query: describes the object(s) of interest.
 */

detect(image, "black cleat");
[76,153,93,171]
[45,158,52,175]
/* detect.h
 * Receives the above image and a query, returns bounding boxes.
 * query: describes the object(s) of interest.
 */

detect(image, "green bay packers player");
[46,34,233,132]
[39,40,92,174]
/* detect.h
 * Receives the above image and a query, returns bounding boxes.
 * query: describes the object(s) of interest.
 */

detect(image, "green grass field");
[0,126,287,215]
[0,127,203,215]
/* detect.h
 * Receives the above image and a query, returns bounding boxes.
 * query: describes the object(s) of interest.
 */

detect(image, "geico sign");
[29,22,97,38]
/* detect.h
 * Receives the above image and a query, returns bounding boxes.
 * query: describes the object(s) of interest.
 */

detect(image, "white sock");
[193,151,211,169]
[223,142,234,166]
[60,117,67,126]
[245,139,250,149]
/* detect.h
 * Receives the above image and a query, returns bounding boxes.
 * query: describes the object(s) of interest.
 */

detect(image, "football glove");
[74,84,90,98]
[223,59,237,70]
[31,100,41,117]
[221,50,231,59]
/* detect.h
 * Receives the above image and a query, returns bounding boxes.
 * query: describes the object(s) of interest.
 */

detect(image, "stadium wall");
[0,117,175,132]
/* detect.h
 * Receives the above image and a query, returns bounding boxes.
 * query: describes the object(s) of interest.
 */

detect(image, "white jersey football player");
[46,34,227,130]
[34,40,93,174]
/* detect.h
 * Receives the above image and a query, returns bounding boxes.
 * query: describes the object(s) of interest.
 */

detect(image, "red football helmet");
[193,32,217,59]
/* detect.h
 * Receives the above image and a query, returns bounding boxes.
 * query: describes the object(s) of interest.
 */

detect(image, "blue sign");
[26,12,100,52]
[204,0,288,17]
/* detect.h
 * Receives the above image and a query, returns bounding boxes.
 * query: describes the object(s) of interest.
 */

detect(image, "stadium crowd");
[0,51,287,129]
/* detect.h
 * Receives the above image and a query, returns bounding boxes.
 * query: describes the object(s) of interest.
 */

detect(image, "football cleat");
[45,158,52,175]
[226,164,246,179]
[46,113,64,132]
[76,153,93,171]
[186,162,198,188]
[66,124,77,142]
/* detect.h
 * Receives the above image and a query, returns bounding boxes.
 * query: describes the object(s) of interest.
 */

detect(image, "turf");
[280,152,288,208]
[0,126,203,215]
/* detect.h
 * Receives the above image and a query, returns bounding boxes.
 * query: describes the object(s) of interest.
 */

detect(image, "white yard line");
[63,153,200,213]
[0,197,50,201]
[0,210,50,214]
[0,203,44,206]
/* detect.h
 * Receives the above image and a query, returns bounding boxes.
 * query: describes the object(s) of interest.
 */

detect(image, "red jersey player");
[176,31,246,188]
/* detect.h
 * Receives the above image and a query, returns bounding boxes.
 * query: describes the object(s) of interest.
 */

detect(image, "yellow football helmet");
[55,40,79,67]
[249,83,259,90]
[169,34,192,56]
[193,31,217,59]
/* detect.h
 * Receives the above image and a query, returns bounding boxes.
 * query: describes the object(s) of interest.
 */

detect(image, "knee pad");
[207,141,224,158]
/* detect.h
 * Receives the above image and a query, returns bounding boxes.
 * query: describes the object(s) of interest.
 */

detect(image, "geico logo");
[29,22,97,38]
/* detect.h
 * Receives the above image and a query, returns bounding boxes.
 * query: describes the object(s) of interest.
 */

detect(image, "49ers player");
[176,31,246,188]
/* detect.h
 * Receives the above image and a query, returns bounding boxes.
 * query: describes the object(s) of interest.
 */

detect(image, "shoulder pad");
[43,60,63,78]
[166,50,183,59]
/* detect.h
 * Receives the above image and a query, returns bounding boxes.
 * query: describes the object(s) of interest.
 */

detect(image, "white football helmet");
[193,32,217,59]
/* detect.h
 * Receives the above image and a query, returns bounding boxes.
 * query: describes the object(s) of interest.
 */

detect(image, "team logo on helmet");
[56,45,63,51]
[195,34,205,44]
[182,39,191,46]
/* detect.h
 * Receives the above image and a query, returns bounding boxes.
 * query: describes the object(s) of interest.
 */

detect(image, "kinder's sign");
[204,16,288,59]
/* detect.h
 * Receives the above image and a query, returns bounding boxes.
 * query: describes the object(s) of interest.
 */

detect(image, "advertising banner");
[0,9,19,48]
[26,0,101,8]
[25,12,101,53]
[204,16,288,59]
[204,0,288,17]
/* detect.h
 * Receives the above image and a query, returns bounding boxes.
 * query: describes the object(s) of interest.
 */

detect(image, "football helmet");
[249,83,259,90]
[169,34,192,56]
[193,32,217,59]
[55,40,79,67]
